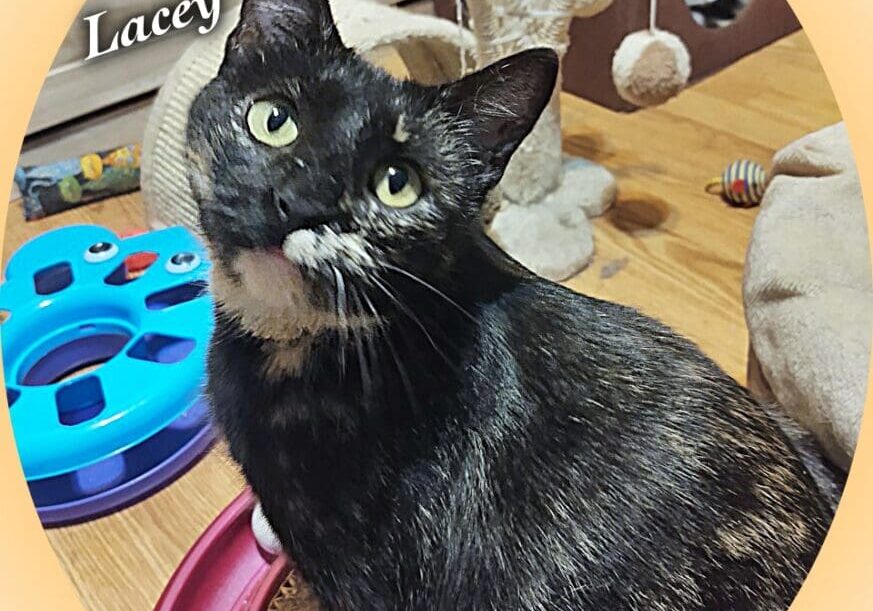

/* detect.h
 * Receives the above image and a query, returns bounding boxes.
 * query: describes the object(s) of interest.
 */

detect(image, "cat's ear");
[440,48,558,185]
[226,0,344,56]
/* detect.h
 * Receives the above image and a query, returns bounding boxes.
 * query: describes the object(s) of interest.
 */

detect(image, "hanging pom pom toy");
[705,159,768,208]
[612,0,691,107]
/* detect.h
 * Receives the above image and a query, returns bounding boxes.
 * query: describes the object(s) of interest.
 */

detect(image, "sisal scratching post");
[466,0,618,281]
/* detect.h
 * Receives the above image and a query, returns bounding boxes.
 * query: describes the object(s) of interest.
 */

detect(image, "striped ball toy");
[706,159,768,207]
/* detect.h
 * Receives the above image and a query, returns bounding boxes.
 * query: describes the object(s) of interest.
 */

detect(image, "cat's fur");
[186,1,833,609]
[686,0,749,28]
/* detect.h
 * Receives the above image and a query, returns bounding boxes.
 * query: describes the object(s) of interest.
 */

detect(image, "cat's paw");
[251,501,283,556]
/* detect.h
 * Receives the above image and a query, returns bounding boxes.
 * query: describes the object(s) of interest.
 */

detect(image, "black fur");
[186,1,833,609]
[687,0,749,28]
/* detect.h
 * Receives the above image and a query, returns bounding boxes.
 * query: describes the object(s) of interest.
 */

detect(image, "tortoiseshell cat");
[186,1,834,608]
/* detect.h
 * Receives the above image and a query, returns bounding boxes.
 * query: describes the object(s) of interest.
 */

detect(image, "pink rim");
[155,489,290,611]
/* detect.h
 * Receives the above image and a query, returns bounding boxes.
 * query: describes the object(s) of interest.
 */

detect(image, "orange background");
[0,1,869,609]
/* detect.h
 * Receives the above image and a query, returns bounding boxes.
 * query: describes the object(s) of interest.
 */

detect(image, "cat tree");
[143,0,616,281]
[466,0,618,281]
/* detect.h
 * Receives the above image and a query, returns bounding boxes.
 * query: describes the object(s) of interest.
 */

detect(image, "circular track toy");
[0,224,215,525]
[155,490,292,611]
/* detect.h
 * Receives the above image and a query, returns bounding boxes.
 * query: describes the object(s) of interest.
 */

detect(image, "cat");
[185,0,834,609]
[686,0,749,28]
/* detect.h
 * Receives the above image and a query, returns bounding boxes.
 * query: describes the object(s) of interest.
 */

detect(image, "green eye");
[372,163,422,209]
[247,101,298,147]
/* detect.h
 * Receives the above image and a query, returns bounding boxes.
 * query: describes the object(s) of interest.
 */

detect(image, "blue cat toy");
[0,225,214,525]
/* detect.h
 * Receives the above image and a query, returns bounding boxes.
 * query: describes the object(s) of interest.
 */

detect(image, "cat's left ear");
[440,48,559,186]
[226,0,345,56]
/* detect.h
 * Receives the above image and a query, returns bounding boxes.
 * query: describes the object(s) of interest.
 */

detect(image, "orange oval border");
[0,1,870,609]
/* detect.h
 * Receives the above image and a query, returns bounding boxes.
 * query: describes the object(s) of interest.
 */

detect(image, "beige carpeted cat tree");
[142,0,617,282]
[467,0,618,280]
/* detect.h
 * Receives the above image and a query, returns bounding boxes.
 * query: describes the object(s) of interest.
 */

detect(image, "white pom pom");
[612,29,691,108]
[251,501,283,556]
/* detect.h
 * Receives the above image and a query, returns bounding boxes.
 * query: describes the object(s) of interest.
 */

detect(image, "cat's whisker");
[369,274,457,372]
[384,326,420,415]
[349,284,381,391]
[355,284,419,414]
[381,263,476,323]
[332,265,349,379]
[350,315,372,399]
[358,286,380,325]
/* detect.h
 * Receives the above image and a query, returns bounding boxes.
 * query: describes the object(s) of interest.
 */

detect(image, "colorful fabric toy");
[13,143,141,221]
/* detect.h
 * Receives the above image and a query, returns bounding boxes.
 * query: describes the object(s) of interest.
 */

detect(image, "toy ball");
[612,29,691,108]
[0,225,215,525]
[706,159,768,207]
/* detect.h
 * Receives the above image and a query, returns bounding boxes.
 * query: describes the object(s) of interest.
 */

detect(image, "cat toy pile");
[0,225,214,525]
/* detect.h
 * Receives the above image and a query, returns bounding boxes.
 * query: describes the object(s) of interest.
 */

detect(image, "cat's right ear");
[440,48,558,189]
[225,0,345,57]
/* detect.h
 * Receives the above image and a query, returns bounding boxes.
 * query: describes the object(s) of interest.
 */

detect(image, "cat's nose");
[271,189,344,234]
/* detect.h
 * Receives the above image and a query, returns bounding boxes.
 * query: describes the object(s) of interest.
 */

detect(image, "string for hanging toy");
[455,0,468,75]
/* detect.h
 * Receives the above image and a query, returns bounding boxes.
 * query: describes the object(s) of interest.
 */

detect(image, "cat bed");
[141,0,474,231]
[744,122,871,472]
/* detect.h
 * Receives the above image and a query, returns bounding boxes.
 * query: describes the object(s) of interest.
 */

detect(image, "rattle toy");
[0,225,214,525]
[155,490,292,611]
[705,159,768,207]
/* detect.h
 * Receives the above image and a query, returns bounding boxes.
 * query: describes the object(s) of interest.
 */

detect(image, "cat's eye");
[247,101,299,148]
[372,163,422,209]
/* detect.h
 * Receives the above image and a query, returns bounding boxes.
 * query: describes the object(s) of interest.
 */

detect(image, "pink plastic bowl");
[155,490,290,611]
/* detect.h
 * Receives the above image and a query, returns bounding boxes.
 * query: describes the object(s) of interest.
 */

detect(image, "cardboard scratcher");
[435,0,800,112]
[267,569,320,611]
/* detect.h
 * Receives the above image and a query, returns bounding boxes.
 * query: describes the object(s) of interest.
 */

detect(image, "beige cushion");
[744,122,871,470]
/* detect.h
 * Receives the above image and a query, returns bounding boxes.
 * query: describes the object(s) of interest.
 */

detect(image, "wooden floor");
[3,31,841,610]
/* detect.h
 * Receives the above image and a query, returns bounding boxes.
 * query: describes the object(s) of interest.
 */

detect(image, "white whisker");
[369,274,457,371]
[382,263,477,323]
[333,266,349,378]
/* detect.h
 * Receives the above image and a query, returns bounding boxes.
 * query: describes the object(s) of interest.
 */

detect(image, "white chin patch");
[282,227,374,270]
